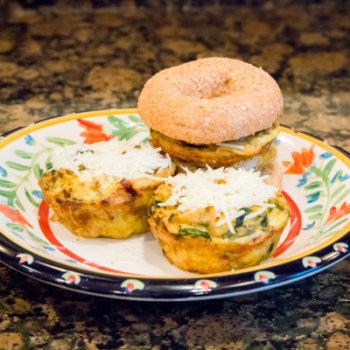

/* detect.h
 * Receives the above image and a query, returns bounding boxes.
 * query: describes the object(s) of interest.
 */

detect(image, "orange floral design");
[283,146,315,174]
[326,202,350,224]
[0,204,33,228]
[77,119,113,144]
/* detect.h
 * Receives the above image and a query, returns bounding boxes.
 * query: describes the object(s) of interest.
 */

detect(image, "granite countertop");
[0,1,350,349]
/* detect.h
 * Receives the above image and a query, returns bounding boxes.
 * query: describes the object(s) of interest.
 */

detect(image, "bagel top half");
[138,57,283,145]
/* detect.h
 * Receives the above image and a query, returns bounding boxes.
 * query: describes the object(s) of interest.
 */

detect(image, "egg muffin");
[150,123,279,169]
[39,138,173,239]
[149,167,290,274]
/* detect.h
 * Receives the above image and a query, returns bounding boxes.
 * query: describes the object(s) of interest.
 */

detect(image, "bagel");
[138,57,283,169]
[138,57,283,145]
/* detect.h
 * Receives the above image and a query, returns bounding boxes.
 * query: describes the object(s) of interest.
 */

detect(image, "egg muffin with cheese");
[150,123,279,169]
[149,167,290,274]
[39,139,173,239]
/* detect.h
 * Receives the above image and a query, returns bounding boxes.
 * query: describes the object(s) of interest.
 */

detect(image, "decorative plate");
[0,109,349,301]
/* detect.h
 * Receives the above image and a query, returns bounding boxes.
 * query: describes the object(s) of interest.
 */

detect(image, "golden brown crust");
[148,190,290,274]
[138,57,283,144]
[149,222,285,274]
[150,129,277,169]
[39,168,172,239]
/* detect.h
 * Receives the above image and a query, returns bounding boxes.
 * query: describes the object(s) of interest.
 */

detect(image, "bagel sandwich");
[138,57,283,174]
[39,138,174,239]
[149,167,290,274]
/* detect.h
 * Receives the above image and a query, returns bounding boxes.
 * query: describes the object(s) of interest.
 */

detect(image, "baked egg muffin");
[39,138,173,239]
[149,123,279,170]
[149,167,290,274]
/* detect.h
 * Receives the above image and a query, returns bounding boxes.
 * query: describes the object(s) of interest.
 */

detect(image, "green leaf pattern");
[107,115,148,141]
[299,153,350,241]
[0,135,76,212]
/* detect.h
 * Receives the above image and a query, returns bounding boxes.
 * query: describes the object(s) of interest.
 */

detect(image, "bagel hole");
[206,78,235,99]
[181,76,236,99]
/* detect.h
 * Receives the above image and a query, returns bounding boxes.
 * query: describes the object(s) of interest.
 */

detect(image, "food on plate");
[148,167,290,274]
[138,57,283,171]
[262,160,283,189]
[39,138,173,239]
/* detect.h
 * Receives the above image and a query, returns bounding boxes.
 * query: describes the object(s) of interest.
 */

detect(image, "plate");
[0,108,349,301]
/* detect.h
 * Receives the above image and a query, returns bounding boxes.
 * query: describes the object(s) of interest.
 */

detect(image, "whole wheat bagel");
[138,57,283,144]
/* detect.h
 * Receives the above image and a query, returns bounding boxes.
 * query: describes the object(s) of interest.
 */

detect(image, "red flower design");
[19,256,28,264]
[283,146,315,175]
[0,204,33,228]
[66,275,76,283]
[126,283,135,292]
[77,119,113,144]
[326,202,350,224]
[257,274,268,282]
[199,281,210,290]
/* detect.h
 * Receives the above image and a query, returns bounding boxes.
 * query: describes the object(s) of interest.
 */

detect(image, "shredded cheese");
[215,210,246,227]
[244,207,267,221]
[51,138,172,181]
[160,167,277,233]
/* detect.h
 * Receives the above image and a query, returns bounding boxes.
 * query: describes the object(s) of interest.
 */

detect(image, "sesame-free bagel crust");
[138,57,283,144]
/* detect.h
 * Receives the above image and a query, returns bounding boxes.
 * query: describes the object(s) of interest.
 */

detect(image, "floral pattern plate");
[0,109,349,301]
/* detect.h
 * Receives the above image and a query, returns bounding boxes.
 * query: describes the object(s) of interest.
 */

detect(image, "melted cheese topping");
[51,138,172,181]
[216,123,280,153]
[160,167,277,233]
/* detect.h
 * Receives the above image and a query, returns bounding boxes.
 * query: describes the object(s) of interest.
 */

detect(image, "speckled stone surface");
[0,1,349,349]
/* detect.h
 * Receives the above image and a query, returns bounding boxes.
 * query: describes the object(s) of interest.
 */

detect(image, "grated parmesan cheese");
[51,138,172,181]
[160,167,277,233]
